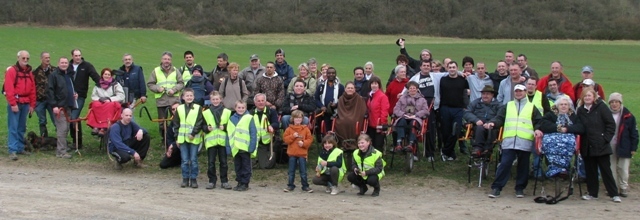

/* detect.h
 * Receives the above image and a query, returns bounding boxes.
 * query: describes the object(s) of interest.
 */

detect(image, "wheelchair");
[461,123,503,187]
[320,112,368,171]
[387,116,429,174]
[532,134,583,204]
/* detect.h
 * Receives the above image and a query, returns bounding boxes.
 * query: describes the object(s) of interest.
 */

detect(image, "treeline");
[3,0,640,40]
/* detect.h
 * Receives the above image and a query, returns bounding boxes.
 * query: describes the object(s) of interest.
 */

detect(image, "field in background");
[1,26,639,183]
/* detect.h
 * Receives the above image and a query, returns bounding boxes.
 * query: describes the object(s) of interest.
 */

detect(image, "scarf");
[99,78,112,90]
[320,80,340,105]
[209,104,225,125]
[556,113,573,127]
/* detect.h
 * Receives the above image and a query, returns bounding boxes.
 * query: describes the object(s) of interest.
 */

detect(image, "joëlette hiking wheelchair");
[386,116,430,174]
[460,123,503,187]
[321,112,368,171]
[532,134,583,204]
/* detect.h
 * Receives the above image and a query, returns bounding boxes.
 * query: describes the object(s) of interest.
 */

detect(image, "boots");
[191,179,198,188]
[181,178,189,188]
[39,125,48,137]
[372,186,380,197]
[357,184,368,195]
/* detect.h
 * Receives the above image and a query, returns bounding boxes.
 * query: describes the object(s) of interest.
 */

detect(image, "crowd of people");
[3,41,637,200]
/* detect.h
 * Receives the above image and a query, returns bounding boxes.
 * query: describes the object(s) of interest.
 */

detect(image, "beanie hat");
[192,65,204,74]
[609,92,623,104]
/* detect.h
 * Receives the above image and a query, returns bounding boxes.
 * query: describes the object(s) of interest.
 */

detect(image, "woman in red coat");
[385,65,409,116]
[366,76,389,152]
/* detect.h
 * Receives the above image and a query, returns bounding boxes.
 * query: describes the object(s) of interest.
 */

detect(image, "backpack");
[186,79,206,106]
[3,66,33,96]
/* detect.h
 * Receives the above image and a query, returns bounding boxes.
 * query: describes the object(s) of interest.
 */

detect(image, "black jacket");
[47,68,75,109]
[464,98,502,124]
[281,92,316,115]
[118,63,147,99]
[577,100,616,157]
[538,111,584,134]
[72,58,101,98]
[614,107,639,158]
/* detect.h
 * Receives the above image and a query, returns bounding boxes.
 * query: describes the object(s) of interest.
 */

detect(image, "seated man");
[463,86,502,157]
[108,108,151,170]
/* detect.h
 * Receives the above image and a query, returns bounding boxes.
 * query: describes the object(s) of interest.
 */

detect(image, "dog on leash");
[25,131,57,152]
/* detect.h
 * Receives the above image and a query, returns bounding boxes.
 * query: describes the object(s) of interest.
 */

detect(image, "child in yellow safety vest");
[226,100,257,191]
[173,88,205,189]
[202,91,232,190]
[282,110,314,193]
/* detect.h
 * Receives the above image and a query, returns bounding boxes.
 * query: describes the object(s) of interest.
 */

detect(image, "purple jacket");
[393,92,429,126]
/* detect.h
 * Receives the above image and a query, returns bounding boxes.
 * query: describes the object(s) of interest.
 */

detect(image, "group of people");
[3,40,636,200]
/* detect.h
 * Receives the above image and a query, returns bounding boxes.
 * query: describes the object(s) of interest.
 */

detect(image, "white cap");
[582,79,595,86]
[514,84,526,91]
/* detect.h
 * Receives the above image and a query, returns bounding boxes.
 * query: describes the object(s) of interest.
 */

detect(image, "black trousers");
[366,128,386,152]
[234,152,252,185]
[584,154,619,198]
[347,172,380,188]
[207,146,229,184]
[159,154,181,169]
[312,166,340,187]
[111,133,150,164]
[472,125,498,151]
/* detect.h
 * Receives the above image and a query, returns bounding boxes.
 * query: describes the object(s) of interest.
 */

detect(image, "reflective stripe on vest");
[228,114,255,158]
[202,108,231,148]
[318,148,346,182]
[154,67,179,98]
[352,148,386,180]
[253,108,271,144]
[177,104,202,144]
[503,101,535,141]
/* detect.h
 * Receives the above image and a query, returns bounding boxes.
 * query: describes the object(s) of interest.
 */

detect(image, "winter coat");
[283,124,313,158]
[572,83,605,104]
[393,92,429,126]
[281,92,316,115]
[275,60,295,89]
[254,72,285,110]
[239,65,266,106]
[33,64,55,101]
[577,99,616,157]
[209,63,229,90]
[538,109,584,135]
[47,67,75,109]
[367,89,389,128]
[4,62,36,107]
[614,107,639,158]
[219,77,249,110]
[464,98,502,124]
[385,77,408,115]
[497,76,520,105]
[117,63,147,99]
[91,81,126,103]
[71,59,101,98]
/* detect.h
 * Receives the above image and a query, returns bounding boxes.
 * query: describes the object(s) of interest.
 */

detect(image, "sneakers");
[446,156,455,161]
[9,153,18,161]
[330,186,339,195]
[427,156,435,162]
[301,187,314,193]
[114,161,123,170]
[283,187,294,192]
[404,144,414,152]
[233,184,248,191]
[56,153,72,159]
[581,195,598,200]
[206,183,216,190]
[620,189,628,198]
[325,186,331,193]
[515,190,524,198]
[394,144,403,152]
[612,196,622,203]
[488,189,501,198]
[221,182,232,190]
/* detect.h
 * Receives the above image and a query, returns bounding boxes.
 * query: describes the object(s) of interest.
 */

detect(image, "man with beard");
[210,53,230,90]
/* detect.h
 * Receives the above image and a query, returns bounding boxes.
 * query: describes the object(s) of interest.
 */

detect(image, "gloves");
[99,97,111,103]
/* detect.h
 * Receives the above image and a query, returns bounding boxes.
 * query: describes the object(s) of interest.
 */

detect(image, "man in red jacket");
[4,50,36,160]
[536,61,575,101]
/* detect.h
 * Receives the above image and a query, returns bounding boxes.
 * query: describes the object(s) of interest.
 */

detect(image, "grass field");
[1,26,639,184]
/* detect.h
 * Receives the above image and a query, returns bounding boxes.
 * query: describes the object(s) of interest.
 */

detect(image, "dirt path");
[1,161,638,219]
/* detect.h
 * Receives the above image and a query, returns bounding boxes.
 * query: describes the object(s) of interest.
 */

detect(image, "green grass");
[1,26,640,185]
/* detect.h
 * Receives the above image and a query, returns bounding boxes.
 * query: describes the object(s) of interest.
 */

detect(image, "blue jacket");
[108,121,147,154]
[227,111,257,154]
[275,60,295,89]
[615,107,639,158]
[117,63,147,99]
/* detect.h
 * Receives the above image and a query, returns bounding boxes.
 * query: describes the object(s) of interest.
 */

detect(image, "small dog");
[25,131,57,152]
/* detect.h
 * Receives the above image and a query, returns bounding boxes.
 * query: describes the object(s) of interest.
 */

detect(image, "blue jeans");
[280,115,309,130]
[7,103,29,153]
[35,100,55,126]
[492,149,531,191]
[394,118,418,143]
[287,156,309,189]
[180,143,199,179]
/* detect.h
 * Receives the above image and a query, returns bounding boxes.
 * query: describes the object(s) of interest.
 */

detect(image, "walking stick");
[62,108,91,157]
[263,118,274,161]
